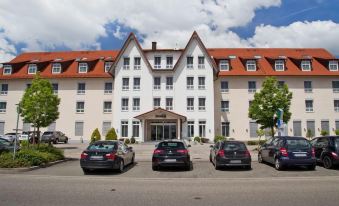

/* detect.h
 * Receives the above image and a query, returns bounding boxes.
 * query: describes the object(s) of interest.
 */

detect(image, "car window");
[310,138,318,146]
[317,138,329,148]
[286,139,311,150]
[158,142,185,149]
[334,137,339,151]
[87,142,117,151]
[223,142,246,151]
[0,138,11,146]
[272,138,280,147]
[265,137,274,145]
[43,132,53,135]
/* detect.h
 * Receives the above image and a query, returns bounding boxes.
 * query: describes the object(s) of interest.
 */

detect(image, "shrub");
[130,137,136,144]
[306,129,314,140]
[335,130,339,135]
[106,128,117,140]
[124,138,130,144]
[247,140,267,145]
[90,128,101,143]
[214,135,225,143]
[193,136,201,143]
[20,140,29,147]
[320,130,329,136]
[201,137,210,143]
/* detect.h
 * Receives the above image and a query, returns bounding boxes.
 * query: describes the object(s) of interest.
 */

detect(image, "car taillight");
[80,152,88,159]
[245,150,251,157]
[105,153,116,160]
[331,152,338,159]
[280,148,288,157]
[312,148,315,157]
[153,149,164,154]
[217,150,224,157]
[177,149,188,154]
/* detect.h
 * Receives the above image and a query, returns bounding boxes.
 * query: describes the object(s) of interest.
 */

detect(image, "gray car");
[0,137,20,154]
[2,133,20,143]
[41,131,68,144]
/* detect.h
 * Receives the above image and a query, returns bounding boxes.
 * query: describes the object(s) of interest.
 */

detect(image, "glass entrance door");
[150,123,176,141]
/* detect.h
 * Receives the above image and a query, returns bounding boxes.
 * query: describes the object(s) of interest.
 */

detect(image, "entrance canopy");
[134,108,186,122]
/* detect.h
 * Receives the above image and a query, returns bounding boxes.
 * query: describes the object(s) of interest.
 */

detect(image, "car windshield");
[5,133,16,135]
[223,142,246,151]
[286,139,311,150]
[87,142,117,151]
[334,137,339,151]
[157,142,185,149]
[43,132,53,135]
[0,138,11,146]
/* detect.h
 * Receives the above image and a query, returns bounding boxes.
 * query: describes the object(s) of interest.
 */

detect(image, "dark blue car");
[258,136,316,170]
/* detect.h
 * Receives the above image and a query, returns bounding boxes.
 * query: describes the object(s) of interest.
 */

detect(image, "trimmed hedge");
[214,135,226,143]
[124,138,130,144]
[193,136,201,142]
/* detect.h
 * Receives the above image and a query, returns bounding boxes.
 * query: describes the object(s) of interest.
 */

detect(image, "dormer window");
[329,60,338,71]
[219,60,229,71]
[3,65,12,75]
[78,63,88,73]
[246,60,256,71]
[198,56,205,69]
[301,60,311,71]
[52,63,62,74]
[28,64,37,74]
[275,60,285,71]
[104,61,113,72]
[154,56,161,69]
[123,57,130,70]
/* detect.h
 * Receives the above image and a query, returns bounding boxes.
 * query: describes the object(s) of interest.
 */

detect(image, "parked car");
[0,137,20,154]
[152,140,191,171]
[2,133,20,143]
[80,140,135,174]
[41,131,68,144]
[311,136,339,169]
[210,140,251,170]
[258,136,316,170]
[19,131,41,143]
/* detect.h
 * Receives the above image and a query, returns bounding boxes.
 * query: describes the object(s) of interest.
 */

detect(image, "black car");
[210,141,251,170]
[258,136,316,170]
[80,140,135,174]
[311,136,339,169]
[152,140,191,171]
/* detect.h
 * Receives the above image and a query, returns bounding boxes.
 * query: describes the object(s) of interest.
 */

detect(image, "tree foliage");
[90,128,101,143]
[249,77,293,137]
[105,128,117,140]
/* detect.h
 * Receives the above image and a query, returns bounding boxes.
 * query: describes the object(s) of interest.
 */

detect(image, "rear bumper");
[80,160,119,170]
[280,157,316,166]
[152,156,190,167]
[216,157,251,167]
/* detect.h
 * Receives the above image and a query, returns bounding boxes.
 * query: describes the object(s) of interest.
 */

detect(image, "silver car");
[2,133,20,143]
[41,131,68,144]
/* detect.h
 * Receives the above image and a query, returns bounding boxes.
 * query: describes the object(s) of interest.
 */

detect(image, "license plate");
[90,156,103,160]
[294,153,306,157]
[230,160,241,164]
[164,159,176,163]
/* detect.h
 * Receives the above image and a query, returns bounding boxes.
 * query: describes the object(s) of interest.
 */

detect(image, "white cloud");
[0,34,16,63]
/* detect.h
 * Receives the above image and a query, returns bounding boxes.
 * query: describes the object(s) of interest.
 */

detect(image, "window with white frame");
[103,101,112,113]
[133,98,140,111]
[78,63,88,73]
[220,81,229,93]
[123,57,130,69]
[304,81,312,93]
[121,98,129,111]
[186,77,194,90]
[121,121,128,137]
[221,122,230,137]
[332,81,339,92]
[153,98,160,109]
[278,81,285,88]
[133,77,140,90]
[187,121,194,138]
[153,77,161,90]
[132,121,140,137]
[28,64,37,74]
[0,102,7,113]
[122,78,129,91]
[187,56,193,69]
[3,65,12,75]
[166,77,173,90]
[301,60,311,71]
[246,60,256,71]
[199,121,206,137]
[221,101,229,112]
[104,61,113,72]
[102,121,111,136]
[76,101,85,113]
[329,60,338,71]
[104,82,113,94]
[198,77,205,90]
[75,121,84,136]
[134,57,141,70]
[187,98,194,111]
[0,84,8,95]
[154,56,161,69]
[275,60,285,71]
[52,83,58,95]
[334,100,339,112]
[52,63,62,74]
[77,83,86,94]
[248,81,256,93]
[166,56,173,68]
[166,98,173,110]
[219,60,229,71]
[305,100,313,112]
[198,56,205,69]
[198,98,206,111]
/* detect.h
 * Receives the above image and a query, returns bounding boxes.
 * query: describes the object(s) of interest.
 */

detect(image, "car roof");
[275,136,306,140]
[0,137,10,142]
[91,140,119,144]
[158,140,185,143]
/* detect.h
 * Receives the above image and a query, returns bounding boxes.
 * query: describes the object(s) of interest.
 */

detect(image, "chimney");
[152,42,157,50]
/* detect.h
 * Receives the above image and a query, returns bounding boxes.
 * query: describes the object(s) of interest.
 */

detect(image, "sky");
[0,0,339,63]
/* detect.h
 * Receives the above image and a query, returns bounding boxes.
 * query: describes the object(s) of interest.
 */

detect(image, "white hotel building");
[0,32,339,142]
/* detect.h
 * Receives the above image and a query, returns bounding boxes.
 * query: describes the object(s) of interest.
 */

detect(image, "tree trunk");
[271,126,274,138]
[33,126,36,145]
[37,126,40,148]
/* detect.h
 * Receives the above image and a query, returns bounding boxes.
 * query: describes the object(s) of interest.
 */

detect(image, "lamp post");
[13,103,20,160]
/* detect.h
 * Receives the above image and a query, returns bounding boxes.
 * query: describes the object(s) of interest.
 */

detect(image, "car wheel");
[275,158,283,171]
[131,155,135,164]
[214,158,220,170]
[323,156,333,169]
[258,153,263,163]
[64,139,68,144]
[53,139,58,144]
[185,162,191,171]
[152,164,159,171]
[82,168,90,175]
[308,164,316,171]
[118,160,124,173]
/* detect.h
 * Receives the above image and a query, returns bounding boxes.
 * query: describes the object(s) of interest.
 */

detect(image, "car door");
[119,143,129,164]
[261,138,273,162]
[124,143,133,163]
[267,138,279,164]
[311,138,321,161]
[211,142,220,163]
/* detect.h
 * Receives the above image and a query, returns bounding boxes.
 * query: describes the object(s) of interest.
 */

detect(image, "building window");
[249,121,258,138]
[246,60,256,71]
[134,57,141,70]
[0,84,8,95]
[122,78,129,91]
[102,121,111,136]
[103,101,112,113]
[304,81,312,92]
[186,77,194,90]
[221,122,230,137]
[154,56,161,69]
[166,98,173,110]
[199,121,206,137]
[248,81,256,93]
[275,60,285,71]
[76,101,85,113]
[28,64,37,74]
[104,61,113,72]
[133,77,140,90]
[104,82,113,94]
[121,98,129,111]
[75,121,84,136]
[220,81,229,93]
[166,56,173,68]
[187,56,193,69]
[198,98,206,111]
[123,57,130,70]
[321,120,330,134]
[306,120,315,138]
[77,83,86,94]
[133,98,140,111]
[166,77,173,90]
[198,77,205,90]
[221,101,229,112]
[153,77,161,90]
[187,98,194,111]
[329,60,338,71]
[305,100,313,112]
[121,121,128,137]
[278,81,285,88]
[332,81,339,92]
[334,100,339,112]
[78,63,88,73]
[3,65,12,75]
[153,98,161,109]
[187,121,194,138]
[198,56,205,69]
[52,63,62,74]
[26,84,31,89]
[0,102,7,113]
[219,60,229,71]
[293,120,302,136]
[132,121,140,137]
[52,83,58,95]
[301,60,311,71]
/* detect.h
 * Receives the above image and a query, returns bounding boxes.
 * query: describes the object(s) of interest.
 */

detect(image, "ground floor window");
[187,121,194,137]
[336,120,339,130]
[132,121,140,137]
[221,122,230,137]
[102,121,111,136]
[75,121,84,136]
[0,121,4,135]
[321,120,330,134]
[48,122,56,131]
[121,121,128,137]
[199,121,206,137]
[22,122,31,132]
[306,120,315,138]
[249,121,258,138]
[293,120,302,136]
